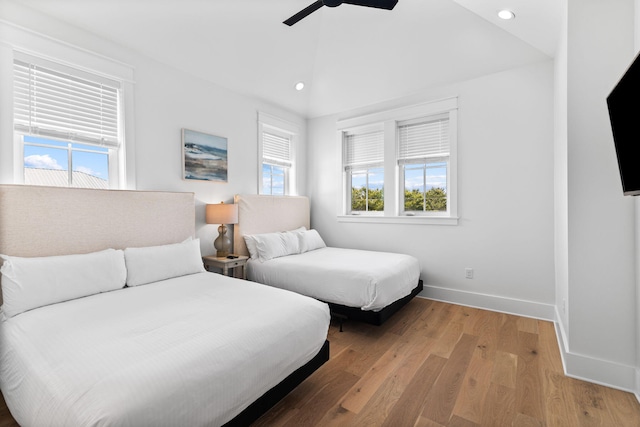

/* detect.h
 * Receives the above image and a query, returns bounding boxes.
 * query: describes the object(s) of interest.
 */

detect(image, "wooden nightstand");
[202,255,249,279]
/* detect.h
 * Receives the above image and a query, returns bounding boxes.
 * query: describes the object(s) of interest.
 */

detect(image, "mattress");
[247,247,420,311]
[0,272,330,427]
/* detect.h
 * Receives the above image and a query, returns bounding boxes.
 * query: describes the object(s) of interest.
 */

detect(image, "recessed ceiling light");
[498,9,515,20]
[295,81,305,91]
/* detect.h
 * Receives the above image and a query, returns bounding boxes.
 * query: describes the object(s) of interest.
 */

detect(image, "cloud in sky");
[24,154,63,170]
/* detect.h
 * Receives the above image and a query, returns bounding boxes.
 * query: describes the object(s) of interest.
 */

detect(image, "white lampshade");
[206,202,238,225]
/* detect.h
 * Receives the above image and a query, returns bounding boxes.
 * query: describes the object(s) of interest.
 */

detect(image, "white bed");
[247,247,420,311]
[234,194,423,326]
[0,273,328,427]
[0,185,330,427]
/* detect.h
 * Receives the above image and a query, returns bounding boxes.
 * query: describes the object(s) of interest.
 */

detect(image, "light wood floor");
[253,298,640,427]
[0,298,639,426]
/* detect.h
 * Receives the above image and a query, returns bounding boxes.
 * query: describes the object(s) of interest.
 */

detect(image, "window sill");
[337,215,459,226]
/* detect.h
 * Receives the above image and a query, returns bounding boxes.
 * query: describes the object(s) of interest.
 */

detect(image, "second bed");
[234,194,423,326]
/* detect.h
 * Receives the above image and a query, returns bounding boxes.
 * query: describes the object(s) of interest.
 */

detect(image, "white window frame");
[397,114,451,217]
[18,136,116,188]
[0,26,135,188]
[336,97,458,225]
[258,112,298,196]
[262,163,287,196]
[347,166,386,215]
[342,123,385,216]
[12,52,125,189]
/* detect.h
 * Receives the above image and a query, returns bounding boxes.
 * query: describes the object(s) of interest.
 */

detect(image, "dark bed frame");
[327,279,423,330]
[223,340,330,427]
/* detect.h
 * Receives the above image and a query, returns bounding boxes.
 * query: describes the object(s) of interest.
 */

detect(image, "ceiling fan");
[283,0,398,26]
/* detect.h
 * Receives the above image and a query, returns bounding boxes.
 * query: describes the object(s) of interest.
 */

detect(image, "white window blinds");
[398,114,449,164]
[344,129,384,170]
[14,57,121,148]
[262,131,292,168]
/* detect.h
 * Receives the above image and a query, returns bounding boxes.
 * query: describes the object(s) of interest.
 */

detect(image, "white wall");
[554,0,570,342]
[554,0,637,392]
[131,56,307,255]
[308,60,556,320]
[0,1,307,257]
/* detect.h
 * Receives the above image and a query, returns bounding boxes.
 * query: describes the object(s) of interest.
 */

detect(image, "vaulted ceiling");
[14,0,560,118]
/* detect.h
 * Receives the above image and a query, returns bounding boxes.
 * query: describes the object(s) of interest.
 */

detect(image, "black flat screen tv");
[607,52,640,196]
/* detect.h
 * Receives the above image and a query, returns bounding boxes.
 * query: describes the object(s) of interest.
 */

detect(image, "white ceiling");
[14,0,559,118]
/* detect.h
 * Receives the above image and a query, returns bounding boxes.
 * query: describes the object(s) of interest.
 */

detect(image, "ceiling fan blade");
[342,0,398,10]
[283,0,325,26]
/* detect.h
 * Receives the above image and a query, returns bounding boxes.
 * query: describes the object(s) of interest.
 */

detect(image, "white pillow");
[299,229,327,253]
[0,249,127,318]
[124,238,205,287]
[243,235,259,259]
[284,228,306,258]
[253,232,290,262]
[244,227,306,262]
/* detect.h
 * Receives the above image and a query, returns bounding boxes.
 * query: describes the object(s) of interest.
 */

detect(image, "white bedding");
[0,272,330,427]
[247,247,420,311]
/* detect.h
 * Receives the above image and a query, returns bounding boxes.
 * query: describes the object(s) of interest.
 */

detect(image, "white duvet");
[247,247,421,311]
[0,272,330,427]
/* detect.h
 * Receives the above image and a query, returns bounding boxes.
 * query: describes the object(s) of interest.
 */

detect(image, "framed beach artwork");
[182,128,228,182]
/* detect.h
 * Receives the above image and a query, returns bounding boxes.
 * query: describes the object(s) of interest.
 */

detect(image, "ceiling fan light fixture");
[498,9,516,20]
[284,0,398,26]
[295,81,305,91]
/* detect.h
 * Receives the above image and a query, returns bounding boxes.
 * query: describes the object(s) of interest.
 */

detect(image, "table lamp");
[206,202,238,257]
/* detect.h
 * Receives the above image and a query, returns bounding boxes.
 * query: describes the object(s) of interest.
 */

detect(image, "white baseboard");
[419,285,555,321]
[636,368,640,404]
[554,308,636,393]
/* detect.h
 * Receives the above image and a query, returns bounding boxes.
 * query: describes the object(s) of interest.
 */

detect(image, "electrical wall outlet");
[465,268,474,279]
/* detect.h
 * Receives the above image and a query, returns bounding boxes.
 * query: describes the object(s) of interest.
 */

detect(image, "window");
[23,136,110,188]
[398,115,450,215]
[343,127,384,214]
[261,130,291,195]
[13,53,123,189]
[258,112,298,195]
[261,163,286,195]
[338,98,458,225]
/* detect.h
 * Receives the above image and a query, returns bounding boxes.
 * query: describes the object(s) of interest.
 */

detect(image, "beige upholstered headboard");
[233,194,310,257]
[0,185,196,258]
